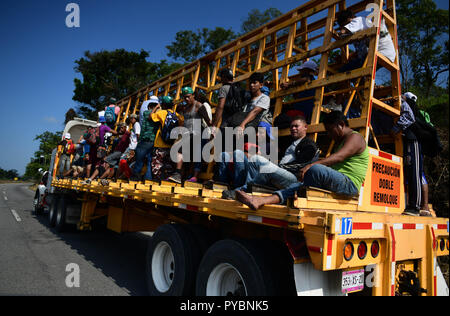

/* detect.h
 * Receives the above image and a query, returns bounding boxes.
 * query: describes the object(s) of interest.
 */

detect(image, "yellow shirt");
[151,109,184,148]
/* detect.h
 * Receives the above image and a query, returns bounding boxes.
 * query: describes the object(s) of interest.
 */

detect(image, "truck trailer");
[37,0,449,296]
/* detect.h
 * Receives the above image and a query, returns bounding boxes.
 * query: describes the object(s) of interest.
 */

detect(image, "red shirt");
[114,131,131,153]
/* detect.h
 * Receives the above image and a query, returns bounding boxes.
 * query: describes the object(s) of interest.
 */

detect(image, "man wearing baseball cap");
[140,96,160,124]
[58,133,75,178]
[391,92,425,216]
[279,60,318,123]
[130,98,161,181]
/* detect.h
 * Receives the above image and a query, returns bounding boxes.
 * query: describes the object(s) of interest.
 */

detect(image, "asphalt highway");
[0,182,150,296]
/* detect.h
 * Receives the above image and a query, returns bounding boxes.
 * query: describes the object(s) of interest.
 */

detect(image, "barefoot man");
[235,111,369,210]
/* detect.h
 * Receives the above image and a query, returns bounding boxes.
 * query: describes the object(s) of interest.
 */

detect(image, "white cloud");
[43,116,58,124]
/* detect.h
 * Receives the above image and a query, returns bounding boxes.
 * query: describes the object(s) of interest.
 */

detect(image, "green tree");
[24,131,62,181]
[167,27,237,63]
[397,0,449,96]
[73,49,182,120]
[64,108,77,124]
[0,168,19,180]
[241,8,283,34]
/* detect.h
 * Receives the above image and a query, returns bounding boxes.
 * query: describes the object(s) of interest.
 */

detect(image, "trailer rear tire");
[195,239,277,296]
[48,194,59,227]
[55,196,68,232]
[146,224,201,296]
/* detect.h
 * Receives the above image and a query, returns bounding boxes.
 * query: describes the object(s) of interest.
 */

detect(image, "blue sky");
[0,0,448,175]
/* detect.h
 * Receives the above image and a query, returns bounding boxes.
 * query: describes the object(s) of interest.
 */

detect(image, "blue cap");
[99,116,106,123]
[260,86,270,96]
[258,121,274,140]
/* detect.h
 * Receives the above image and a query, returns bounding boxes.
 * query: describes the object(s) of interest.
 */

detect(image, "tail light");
[440,239,445,251]
[357,241,368,260]
[371,240,380,258]
[446,239,449,251]
[344,242,354,261]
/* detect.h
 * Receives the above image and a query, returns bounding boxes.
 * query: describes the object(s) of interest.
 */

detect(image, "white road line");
[11,209,22,222]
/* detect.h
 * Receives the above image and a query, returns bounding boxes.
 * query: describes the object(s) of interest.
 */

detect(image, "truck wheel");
[195,239,277,296]
[55,196,68,232]
[48,195,59,227]
[33,191,44,216]
[146,224,201,296]
[183,224,217,256]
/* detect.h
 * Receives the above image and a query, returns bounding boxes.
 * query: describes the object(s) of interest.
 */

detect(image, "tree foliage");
[0,168,19,180]
[166,27,237,63]
[73,49,183,120]
[397,0,449,96]
[241,8,283,34]
[24,131,62,181]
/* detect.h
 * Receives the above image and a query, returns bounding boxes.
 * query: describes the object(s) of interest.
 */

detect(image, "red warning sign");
[371,157,401,208]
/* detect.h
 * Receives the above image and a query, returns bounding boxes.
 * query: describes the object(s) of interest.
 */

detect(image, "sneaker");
[168,173,182,184]
[402,209,420,216]
[186,177,198,183]
[82,179,91,185]
[419,210,433,217]
[129,175,141,182]
[222,190,236,200]
[204,180,214,189]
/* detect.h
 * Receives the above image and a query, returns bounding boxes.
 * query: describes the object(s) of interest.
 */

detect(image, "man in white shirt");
[337,9,396,72]
[140,96,160,125]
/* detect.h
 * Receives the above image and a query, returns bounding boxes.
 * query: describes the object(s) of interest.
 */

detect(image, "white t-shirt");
[202,102,213,128]
[129,122,141,150]
[244,93,272,124]
[139,101,151,124]
[344,16,396,62]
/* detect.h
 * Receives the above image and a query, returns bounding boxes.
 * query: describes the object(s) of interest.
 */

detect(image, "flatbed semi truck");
[38,0,448,296]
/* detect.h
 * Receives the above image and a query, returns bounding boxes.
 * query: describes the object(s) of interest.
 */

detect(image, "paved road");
[0,182,150,296]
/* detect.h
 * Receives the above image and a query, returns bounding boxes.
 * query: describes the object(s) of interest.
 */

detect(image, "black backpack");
[279,137,320,175]
[406,99,443,158]
[161,110,179,145]
[223,83,246,116]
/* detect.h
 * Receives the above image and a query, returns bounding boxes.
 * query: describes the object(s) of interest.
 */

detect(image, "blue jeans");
[216,150,249,189]
[275,164,359,204]
[133,141,154,180]
[237,155,298,192]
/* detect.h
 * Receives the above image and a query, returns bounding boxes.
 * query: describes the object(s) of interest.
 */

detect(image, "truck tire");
[55,196,68,232]
[183,224,217,256]
[195,239,278,296]
[33,190,44,216]
[48,194,59,227]
[146,224,202,296]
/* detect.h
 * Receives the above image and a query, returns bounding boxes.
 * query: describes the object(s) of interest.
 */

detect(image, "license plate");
[342,269,364,293]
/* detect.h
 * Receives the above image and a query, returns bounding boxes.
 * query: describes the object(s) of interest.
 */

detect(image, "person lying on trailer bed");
[235,111,369,210]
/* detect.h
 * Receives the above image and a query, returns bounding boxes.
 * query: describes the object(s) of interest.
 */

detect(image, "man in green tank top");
[235,111,369,210]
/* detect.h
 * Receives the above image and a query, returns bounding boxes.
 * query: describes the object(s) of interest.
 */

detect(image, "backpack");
[105,106,117,125]
[409,110,443,158]
[223,83,246,116]
[279,137,320,175]
[161,110,179,145]
[405,99,443,158]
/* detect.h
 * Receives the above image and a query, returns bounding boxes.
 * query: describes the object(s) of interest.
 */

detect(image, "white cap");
[298,60,318,72]
[149,96,159,104]
[65,133,71,139]
[404,92,417,102]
